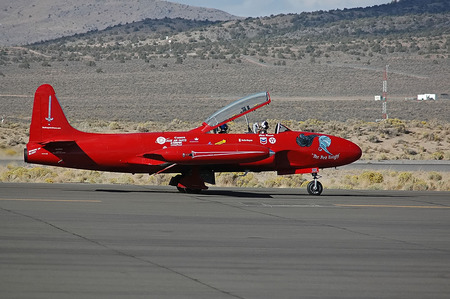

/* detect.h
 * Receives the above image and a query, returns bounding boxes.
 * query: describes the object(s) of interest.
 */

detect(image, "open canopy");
[194,91,270,133]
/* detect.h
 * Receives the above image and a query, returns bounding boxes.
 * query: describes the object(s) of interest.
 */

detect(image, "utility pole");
[382,64,389,120]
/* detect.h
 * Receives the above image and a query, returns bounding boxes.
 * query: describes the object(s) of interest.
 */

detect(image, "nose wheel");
[307,173,323,195]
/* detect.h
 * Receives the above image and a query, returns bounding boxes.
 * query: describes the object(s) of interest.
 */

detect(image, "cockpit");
[193,91,293,135]
[274,123,291,134]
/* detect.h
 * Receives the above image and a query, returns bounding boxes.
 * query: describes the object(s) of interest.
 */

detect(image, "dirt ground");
[1,56,449,123]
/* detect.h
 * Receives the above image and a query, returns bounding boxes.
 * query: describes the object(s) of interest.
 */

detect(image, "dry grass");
[323,169,449,192]
[1,163,449,191]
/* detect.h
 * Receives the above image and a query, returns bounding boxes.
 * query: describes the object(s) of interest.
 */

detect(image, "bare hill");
[0,0,236,46]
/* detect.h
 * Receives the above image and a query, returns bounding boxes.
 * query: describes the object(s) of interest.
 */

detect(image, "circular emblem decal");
[156,136,166,145]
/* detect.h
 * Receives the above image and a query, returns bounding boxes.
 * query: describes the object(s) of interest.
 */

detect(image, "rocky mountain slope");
[0,0,236,46]
[1,0,448,109]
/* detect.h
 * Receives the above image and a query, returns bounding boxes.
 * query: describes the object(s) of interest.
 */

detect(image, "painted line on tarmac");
[262,203,326,208]
[240,202,330,208]
[0,198,102,203]
[335,204,450,209]
[242,203,450,209]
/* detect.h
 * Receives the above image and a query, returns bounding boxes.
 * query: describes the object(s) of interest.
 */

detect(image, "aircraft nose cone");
[346,140,362,164]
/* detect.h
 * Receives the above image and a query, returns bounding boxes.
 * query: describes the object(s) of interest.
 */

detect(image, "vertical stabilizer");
[29,84,78,143]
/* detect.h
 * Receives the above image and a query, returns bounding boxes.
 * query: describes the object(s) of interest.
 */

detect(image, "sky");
[171,0,391,17]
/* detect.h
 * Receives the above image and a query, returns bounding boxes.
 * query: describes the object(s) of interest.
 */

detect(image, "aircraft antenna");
[244,114,251,133]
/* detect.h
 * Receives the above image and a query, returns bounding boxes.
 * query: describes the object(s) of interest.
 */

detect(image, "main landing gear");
[307,172,323,196]
[169,168,213,194]
[169,168,324,195]
[169,174,205,194]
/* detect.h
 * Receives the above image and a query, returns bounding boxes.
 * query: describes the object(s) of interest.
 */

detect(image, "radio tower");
[382,65,389,120]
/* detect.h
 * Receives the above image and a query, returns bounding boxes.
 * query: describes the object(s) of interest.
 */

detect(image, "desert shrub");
[216,172,260,187]
[395,172,432,191]
[398,172,413,184]
[428,172,442,181]
[264,175,305,188]
[344,174,359,186]
[3,149,17,156]
[137,124,149,132]
[0,166,55,182]
[386,118,405,127]
[215,173,235,186]
[403,148,418,156]
[147,174,171,186]
[324,120,346,135]
[7,136,25,146]
[109,122,122,130]
[298,119,325,132]
[431,151,444,160]
[367,135,380,143]
[361,171,384,184]
[236,173,259,187]
[86,171,102,183]
[378,118,408,137]
[163,119,191,131]
[411,179,428,191]
[422,132,442,142]
[117,174,135,185]
[19,62,30,69]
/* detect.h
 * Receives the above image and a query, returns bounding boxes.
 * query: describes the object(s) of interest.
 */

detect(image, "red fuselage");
[25,129,361,175]
[25,84,362,193]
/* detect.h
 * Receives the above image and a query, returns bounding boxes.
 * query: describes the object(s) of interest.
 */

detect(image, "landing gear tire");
[185,188,202,194]
[176,186,202,194]
[171,174,204,194]
[307,181,323,196]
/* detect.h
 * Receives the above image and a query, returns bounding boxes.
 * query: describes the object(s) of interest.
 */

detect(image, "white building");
[417,94,437,101]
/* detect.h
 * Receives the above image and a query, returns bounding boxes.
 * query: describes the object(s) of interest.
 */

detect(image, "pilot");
[259,121,269,134]
[252,122,259,134]
[219,123,229,134]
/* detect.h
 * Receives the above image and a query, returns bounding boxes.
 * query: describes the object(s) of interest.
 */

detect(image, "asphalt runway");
[341,160,450,172]
[1,183,450,299]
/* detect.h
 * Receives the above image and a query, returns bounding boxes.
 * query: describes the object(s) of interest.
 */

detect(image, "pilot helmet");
[219,123,228,132]
[261,121,268,129]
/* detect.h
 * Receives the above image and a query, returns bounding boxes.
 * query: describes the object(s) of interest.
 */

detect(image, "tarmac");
[1,183,450,299]
[341,159,450,172]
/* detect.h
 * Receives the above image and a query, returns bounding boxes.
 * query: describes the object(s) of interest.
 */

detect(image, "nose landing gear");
[307,172,323,195]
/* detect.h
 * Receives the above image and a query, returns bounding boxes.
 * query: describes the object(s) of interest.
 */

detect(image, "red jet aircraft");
[25,84,362,195]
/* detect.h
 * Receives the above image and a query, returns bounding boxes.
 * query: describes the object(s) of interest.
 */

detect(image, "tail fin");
[29,84,78,143]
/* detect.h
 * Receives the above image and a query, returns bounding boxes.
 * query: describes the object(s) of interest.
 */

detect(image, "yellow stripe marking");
[0,198,101,203]
[335,204,450,209]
